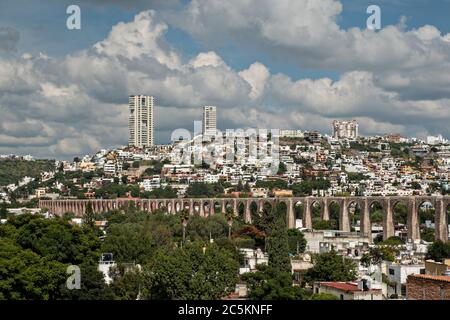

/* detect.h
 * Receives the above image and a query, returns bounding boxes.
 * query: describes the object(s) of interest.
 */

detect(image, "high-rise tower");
[202,106,217,136]
[129,95,154,148]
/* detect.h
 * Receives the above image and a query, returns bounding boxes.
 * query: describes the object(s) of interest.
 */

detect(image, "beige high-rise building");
[128,95,154,148]
[332,120,359,140]
[202,106,217,136]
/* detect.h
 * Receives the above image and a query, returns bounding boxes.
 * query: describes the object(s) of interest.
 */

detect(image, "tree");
[0,202,8,218]
[83,202,95,228]
[364,246,397,264]
[132,161,140,168]
[426,240,450,262]
[142,242,239,300]
[421,228,435,242]
[267,216,291,273]
[109,264,142,300]
[101,223,157,264]
[287,229,307,255]
[243,265,305,300]
[379,236,405,246]
[60,263,114,300]
[0,215,108,300]
[304,250,357,284]
[277,162,287,175]
[0,238,68,300]
[14,215,101,265]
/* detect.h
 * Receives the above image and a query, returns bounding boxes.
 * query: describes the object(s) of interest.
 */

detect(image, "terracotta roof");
[319,282,381,293]
[408,274,450,283]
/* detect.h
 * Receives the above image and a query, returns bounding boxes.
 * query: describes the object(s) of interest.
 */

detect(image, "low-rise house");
[385,262,425,298]
[313,281,383,300]
[239,248,268,274]
[407,274,450,300]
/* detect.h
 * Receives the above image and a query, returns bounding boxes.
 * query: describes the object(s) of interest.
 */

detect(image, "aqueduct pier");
[39,196,450,242]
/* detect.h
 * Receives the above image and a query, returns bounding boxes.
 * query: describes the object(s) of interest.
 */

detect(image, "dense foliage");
[0,159,55,186]
[304,250,357,284]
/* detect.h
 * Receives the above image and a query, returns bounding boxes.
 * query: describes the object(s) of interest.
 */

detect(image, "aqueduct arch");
[39,196,450,242]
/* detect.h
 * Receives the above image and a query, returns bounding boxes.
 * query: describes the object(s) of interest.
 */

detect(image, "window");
[389,269,395,275]
[401,285,406,296]
[340,294,344,300]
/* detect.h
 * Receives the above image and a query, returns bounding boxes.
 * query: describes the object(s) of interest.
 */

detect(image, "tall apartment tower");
[202,106,217,136]
[332,120,359,140]
[128,95,154,148]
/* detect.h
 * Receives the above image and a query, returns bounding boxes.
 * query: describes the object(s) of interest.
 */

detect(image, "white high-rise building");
[129,95,154,148]
[427,134,448,145]
[202,106,217,136]
[332,120,359,140]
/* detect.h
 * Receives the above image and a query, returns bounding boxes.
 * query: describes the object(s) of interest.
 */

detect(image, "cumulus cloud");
[0,3,450,159]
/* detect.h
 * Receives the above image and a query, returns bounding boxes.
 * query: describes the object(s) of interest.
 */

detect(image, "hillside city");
[1,98,450,301]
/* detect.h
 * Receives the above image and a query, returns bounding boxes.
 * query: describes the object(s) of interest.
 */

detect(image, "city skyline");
[1,1,450,160]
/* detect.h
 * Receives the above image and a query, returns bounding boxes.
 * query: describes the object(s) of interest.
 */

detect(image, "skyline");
[1,0,450,159]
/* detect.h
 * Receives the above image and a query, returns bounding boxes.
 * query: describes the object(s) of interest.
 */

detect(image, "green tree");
[83,202,95,228]
[141,242,239,300]
[101,223,157,264]
[14,215,100,265]
[426,240,450,262]
[243,265,305,300]
[361,246,397,266]
[277,162,287,175]
[0,238,67,300]
[421,228,435,242]
[109,264,142,300]
[0,202,8,218]
[60,263,114,300]
[304,250,357,284]
[287,229,306,255]
[267,216,291,273]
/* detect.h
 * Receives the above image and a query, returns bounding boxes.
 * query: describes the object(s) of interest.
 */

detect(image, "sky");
[1,0,450,159]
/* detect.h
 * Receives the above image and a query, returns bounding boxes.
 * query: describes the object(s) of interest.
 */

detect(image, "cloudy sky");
[1,0,450,159]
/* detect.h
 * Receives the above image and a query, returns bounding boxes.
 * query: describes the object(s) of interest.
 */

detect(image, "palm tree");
[225,207,234,239]
[180,209,190,244]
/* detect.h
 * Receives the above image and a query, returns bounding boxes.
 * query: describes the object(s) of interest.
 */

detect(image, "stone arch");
[213,201,221,214]
[203,201,211,217]
[293,200,303,221]
[308,199,323,230]
[183,201,191,213]
[275,201,288,224]
[237,201,245,221]
[417,199,436,224]
[174,201,182,214]
[167,202,173,215]
[262,200,274,214]
[193,201,201,215]
[347,200,362,232]
[224,200,233,213]
[250,201,259,222]
[327,199,341,230]
[368,200,384,241]
[391,199,408,226]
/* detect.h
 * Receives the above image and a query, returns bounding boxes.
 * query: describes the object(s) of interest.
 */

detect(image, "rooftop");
[408,274,450,283]
[318,282,381,293]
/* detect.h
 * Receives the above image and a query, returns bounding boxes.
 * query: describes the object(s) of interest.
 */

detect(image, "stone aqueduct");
[39,196,450,242]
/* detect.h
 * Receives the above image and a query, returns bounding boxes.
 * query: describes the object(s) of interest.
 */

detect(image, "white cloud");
[1,5,450,159]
